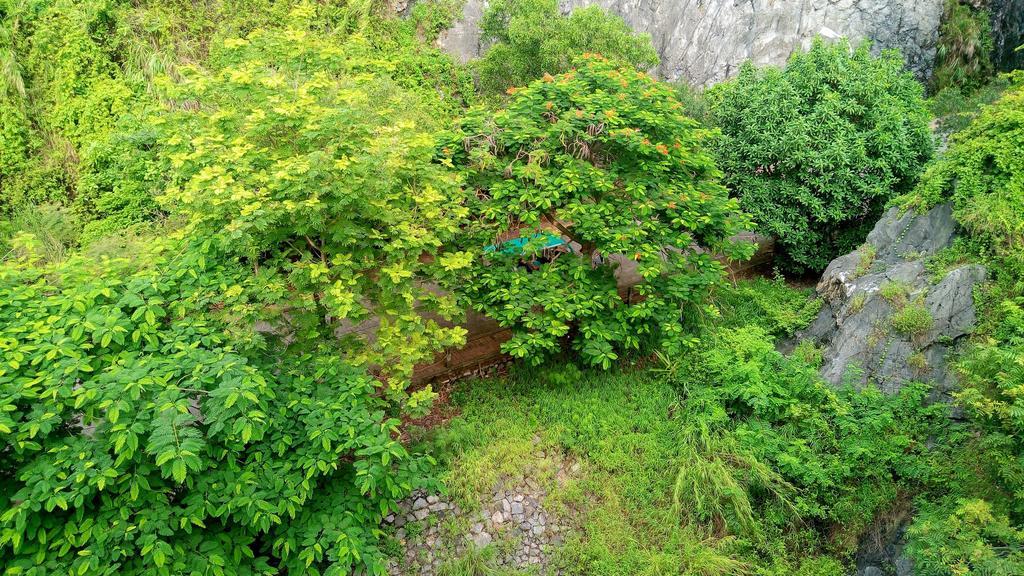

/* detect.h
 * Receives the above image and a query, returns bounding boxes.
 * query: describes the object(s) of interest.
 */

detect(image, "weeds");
[891,302,935,338]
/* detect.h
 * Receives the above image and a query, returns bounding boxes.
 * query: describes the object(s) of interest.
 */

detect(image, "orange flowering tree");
[439,55,754,367]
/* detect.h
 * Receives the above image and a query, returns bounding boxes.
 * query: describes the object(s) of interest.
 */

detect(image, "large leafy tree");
[708,39,934,274]
[475,0,658,95]
[0,5,476,574]
[0,243,434,575]
[160,6,468,391]
[440,55,753,367]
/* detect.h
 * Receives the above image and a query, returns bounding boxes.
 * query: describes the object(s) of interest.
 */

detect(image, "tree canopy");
[441,55,753,367]
[475,0,658,95]
[708,39,934,273]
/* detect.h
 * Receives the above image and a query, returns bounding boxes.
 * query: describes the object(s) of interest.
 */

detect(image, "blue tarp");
[484,232,568,255]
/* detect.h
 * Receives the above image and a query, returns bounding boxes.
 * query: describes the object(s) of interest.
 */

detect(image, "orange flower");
[604,109,616,118]
[544,101,554,110]
[542,73,555,82]
[575,109,584,119]
[642,138,651,145]
[656,143,669,155]
[505,86,518,95]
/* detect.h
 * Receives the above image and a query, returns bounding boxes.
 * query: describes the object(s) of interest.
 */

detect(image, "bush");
[708,38,934,274]
[905,72,1024,272]
[931,0,995,94]
[441,55,753,367]
[0,246,435,575]
[930,75,1013,137]
[474,0,658,95]
[711,276,821,338]
[907,499,1024,576]
[890,302,935,337]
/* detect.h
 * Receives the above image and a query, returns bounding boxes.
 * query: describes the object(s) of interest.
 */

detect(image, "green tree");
[708,39,934,274]
[440,55,753,368]
[475,0,658,95]
[0,242,434,575]
[160,6,468,390]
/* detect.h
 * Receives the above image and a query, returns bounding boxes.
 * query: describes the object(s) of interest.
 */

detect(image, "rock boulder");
[792,204,985,396]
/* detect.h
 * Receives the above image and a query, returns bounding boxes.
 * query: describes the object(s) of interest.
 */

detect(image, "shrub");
[441,55,754,367]
[879,280,911,307]
[475,0,658,95]
[712,276,822,338]
[681,327,948,552]
[0,246,435,575]
[931,0,995,94]
[905,72,1024,272]
[930,75,1013,137]
[907,499,1024,576]
[891,302,935,337]
[854,243,878,278]
[708,38,934,274]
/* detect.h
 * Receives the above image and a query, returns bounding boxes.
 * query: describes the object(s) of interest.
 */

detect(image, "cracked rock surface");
[437,0,946,86]
[789,203,985,397]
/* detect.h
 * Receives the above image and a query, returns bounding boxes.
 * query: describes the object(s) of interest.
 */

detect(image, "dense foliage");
[441,55,753,367]
[420,278,952,574]
[475,0,658,95]
[2,0,1023,574]
[931,0,995,94]
[0,1,470,573]
[708,39,934,273]
[161,14,468,388]
[0,244,435,575]
[898,73,1024,575]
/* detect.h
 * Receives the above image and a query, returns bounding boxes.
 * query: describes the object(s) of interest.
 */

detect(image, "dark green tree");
[475,0,658,95]
[708,39,934,274]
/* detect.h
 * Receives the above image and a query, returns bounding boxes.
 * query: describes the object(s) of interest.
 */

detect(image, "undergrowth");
[413,280,956,575]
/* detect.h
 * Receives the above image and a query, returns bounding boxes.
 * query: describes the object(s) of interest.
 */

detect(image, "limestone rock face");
[991,0,1024,73]
[794,204,986,396]
[437,0,946,86]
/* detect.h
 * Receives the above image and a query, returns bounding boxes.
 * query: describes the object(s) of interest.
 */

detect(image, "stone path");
[386,455,579,575]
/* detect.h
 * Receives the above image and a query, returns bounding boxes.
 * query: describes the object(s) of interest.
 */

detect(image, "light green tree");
[475,0,658,95]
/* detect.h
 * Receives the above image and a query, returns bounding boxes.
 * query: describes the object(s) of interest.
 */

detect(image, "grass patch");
[880,281,911,307]
[848,293,868,315]
[891,302,935,338]
[411,277,950,575]
[419,363,692,573]
[854,243,877,278]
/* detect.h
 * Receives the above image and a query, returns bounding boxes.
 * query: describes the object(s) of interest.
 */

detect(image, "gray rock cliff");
[991,0,1024,73]
[793,203,986,397]
[438,0,947,86]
